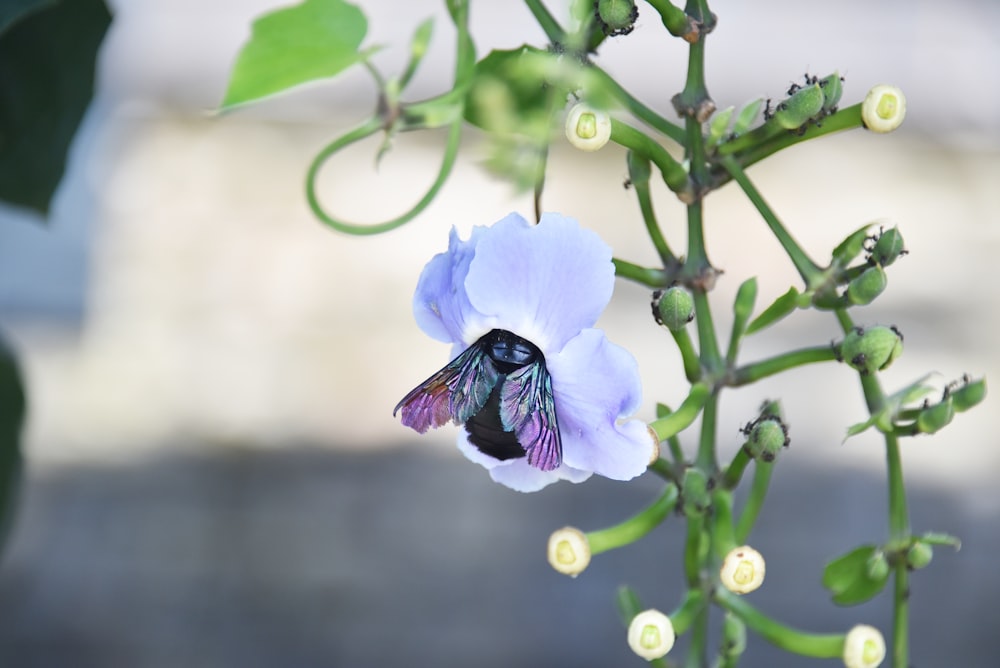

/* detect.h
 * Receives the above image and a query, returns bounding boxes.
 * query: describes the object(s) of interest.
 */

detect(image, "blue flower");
[397,212,653,492]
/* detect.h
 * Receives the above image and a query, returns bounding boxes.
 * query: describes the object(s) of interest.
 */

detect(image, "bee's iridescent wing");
[499,362,562,471]
[393,341,500,433]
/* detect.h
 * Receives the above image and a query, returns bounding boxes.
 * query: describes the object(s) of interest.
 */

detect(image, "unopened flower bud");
[627,609,675,660]
[906,541,933,570]
[681,467,710,518]
[869,226,906,267]
[743,416,789,463]
[862,85,906,134]
[846,265,887,306]
[843,624,886,668]
[840,326,903,375]
[916,395,954,434]
[547,526,591,577]
[596,0,639,36]
[773,84,825,130]
[819,72,844,112]
[565,103,612,152]
[653,286,695,331]
[720,545,766,595]
[952,376,987,412]
[865,550,890,581]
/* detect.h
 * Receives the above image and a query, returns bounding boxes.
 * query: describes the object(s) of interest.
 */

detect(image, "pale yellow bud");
[720,545,766,594]
[862,85,906,134]
[547,526,590,577]
[565,103,612,151]
[843,624,886,668]
[646,425,661,465]
[627,609,675,660]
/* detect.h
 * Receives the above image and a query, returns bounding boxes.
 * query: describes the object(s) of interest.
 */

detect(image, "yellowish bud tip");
[646,425,661,465]
[627,609,676,660]
[565,103,612,151]
[720,545,766,594]
[547,526,591,577]
[862,85,906,134]
[843,624,886,668]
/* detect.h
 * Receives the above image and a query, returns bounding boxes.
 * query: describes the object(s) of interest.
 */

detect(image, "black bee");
[394,329,562,471]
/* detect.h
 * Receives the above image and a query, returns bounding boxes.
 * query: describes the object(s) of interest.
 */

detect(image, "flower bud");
[653,286,695,331]
[952,376,986,412]
[840,325,903,375]
[819,72,844,112]
[906,541,933,570]
[565,103,612,152]
[681,467,711,518]
[720,545,766,595]
[869,226,906,267]
[865,550,890,581]
[846,265,887,306]
[596,0,639,36]
[547,526,591,577]
[627,609,676,660]
[862,85,906,134]
[743,416,789,463]
[916,395,954,434]
[773,84,825,130]
[843,624,886,668]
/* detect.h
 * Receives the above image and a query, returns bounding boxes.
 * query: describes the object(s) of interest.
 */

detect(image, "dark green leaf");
[831,223,873,267]
[220,0,378,110]
[0,335,25,554]
[0,0,55,35]
[0,0,111,214]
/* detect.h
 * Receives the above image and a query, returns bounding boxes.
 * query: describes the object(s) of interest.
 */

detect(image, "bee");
[393,329,562,471]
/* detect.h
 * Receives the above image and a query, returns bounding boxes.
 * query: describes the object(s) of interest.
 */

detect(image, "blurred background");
[1,0,998,665]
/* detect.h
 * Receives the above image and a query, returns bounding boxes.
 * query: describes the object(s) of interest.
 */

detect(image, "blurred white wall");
[1,0,998,501]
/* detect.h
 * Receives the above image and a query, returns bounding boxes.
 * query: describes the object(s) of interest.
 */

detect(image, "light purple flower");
[398,212,652,492]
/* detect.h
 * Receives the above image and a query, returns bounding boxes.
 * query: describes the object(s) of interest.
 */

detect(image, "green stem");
[892,560,910,668]
[722,446,751,489]
[669,590,706,636]
[669,327,702,382]
[692,289,722,375]
[715,590,845,658]
[685,603,709,668]
[695,388,719,472]
[720,155,824,285]
[587,485,679,554]
[735,461,773,544]
[645,0,692,36]
[712,489,737,557]
[613,257,668,287]
[627,152,678,268]
[611,119,690,195]
[717,102,863,159]
[649,383,709,441]
[591,66,686,144]
[728,345,838,386]
[683,515,705,587]
[523,0,564,43]
[306,118,462,235]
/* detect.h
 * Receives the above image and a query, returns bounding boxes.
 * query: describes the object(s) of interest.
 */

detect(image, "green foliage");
[220,0,378,110]
[823,545,890,606]
[0,0,111,214]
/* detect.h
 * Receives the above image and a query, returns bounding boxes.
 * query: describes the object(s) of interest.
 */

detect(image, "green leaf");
[707,106,733,147]
[745,286,799,335]
[395,17,434,91]
[220,0,378,110]
[0,334,25,554]
[0,0,111,215]
[822,545,889,606]
[732,98,764,136]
